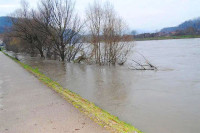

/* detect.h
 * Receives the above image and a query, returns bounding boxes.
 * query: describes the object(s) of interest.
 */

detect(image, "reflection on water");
[17,38,200,133]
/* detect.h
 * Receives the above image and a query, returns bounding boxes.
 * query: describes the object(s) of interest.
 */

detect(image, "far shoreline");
[134,35,200,41]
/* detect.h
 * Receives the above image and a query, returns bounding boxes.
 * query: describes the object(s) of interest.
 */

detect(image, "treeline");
[134,27,200,40]
[3,0,133,65]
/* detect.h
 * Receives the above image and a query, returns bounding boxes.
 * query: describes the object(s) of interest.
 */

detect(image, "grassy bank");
[135,35,200,41]
[1,51,143,133]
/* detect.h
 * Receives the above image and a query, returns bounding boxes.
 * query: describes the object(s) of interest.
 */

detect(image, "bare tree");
[6,0,133,65]
[7,0,84,61]
[31,0,55,58]
[86,1,133,65]
[9,1,47,57]
[86,1,104,64]
[42,0,84,61]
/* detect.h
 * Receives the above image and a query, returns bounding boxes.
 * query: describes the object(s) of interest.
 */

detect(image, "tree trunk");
[60,45,65,61]
[61,55,65,61]
[39,49,45,58]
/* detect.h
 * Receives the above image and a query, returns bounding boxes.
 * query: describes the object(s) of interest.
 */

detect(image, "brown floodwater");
[13,38,200,133]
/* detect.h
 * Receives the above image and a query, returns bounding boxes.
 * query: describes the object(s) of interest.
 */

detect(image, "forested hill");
[160,18,200,33]
[0,16,12,33]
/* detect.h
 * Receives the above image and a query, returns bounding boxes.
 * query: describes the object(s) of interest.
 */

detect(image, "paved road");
[0,52,109,133]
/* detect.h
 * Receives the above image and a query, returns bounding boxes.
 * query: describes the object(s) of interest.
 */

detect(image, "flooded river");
[15,38,200,133]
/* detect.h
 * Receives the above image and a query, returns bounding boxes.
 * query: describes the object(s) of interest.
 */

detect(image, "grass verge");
[2,51,143,133]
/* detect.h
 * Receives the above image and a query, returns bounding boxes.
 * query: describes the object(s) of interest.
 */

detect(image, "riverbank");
[0,51,142,133]
[135,35,200,41]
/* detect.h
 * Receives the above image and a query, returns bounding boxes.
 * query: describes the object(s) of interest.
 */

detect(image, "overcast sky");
[0,0,200,33]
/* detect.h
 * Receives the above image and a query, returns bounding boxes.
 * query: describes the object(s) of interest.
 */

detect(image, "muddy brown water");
[9,38,200,133]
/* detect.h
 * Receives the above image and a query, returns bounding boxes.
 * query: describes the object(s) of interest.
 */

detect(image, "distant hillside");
[160,18,200,33]
[0,16,13,33]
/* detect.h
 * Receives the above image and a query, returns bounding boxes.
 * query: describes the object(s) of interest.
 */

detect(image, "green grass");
[0,46,4,51]
[1,51,143,133]
[135,35,200,41]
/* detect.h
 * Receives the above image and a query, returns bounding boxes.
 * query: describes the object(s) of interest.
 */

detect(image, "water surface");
[18,38,200,133]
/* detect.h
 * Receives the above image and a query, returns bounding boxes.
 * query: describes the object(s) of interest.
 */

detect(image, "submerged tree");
[5,0,135,66]
[8,0,84,61]
[10,1,47,57]
[86,1,133,65]
[86,1,103,64]
[38,0,84,61]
